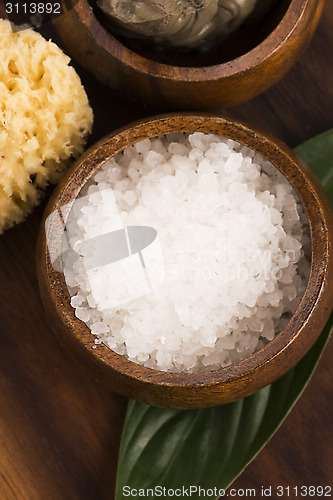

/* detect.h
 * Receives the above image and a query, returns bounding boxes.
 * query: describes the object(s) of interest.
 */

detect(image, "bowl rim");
[39,112,333,398]
[67,0,315,80]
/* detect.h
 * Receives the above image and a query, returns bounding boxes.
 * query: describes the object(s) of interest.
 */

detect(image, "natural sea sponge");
[0,20,93,233]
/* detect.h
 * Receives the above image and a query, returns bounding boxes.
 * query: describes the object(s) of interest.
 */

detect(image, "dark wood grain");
[0,2,333,499]
[0,203,127,500]
[37,113,333,409]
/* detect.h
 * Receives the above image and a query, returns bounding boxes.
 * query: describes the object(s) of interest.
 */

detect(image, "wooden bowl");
[53,0,324,110]
[37,113,333,409]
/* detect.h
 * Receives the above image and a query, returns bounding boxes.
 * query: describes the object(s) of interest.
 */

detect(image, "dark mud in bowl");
[90,0,290,66]
[54,0,324,109]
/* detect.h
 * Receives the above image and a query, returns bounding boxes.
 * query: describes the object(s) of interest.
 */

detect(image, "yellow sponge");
[0,20,93,233]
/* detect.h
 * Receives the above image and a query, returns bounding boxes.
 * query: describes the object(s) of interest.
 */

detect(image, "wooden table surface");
[1,3,333,499]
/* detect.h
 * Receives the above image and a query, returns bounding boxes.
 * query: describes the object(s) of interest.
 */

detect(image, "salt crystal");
[75,307,90,322]
[168,142,189,156]
[134,139,151,155]
[70,294,84,308]
[91,322,109,334]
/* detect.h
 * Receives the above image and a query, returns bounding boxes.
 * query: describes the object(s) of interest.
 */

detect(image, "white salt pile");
[63,132,311,372]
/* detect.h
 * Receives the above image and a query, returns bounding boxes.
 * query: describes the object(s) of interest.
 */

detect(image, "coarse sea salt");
[63,132,311,373]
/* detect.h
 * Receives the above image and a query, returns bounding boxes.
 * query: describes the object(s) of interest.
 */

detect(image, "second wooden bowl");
[37,113,333,409]
[54,0,324,109]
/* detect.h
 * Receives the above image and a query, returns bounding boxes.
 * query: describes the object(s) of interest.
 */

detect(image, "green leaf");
[295,129,333,205]
[116,132,333,500]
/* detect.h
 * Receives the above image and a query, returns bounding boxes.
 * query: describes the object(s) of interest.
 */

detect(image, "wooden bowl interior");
[39,114,333,407]
[89,0,290,67]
